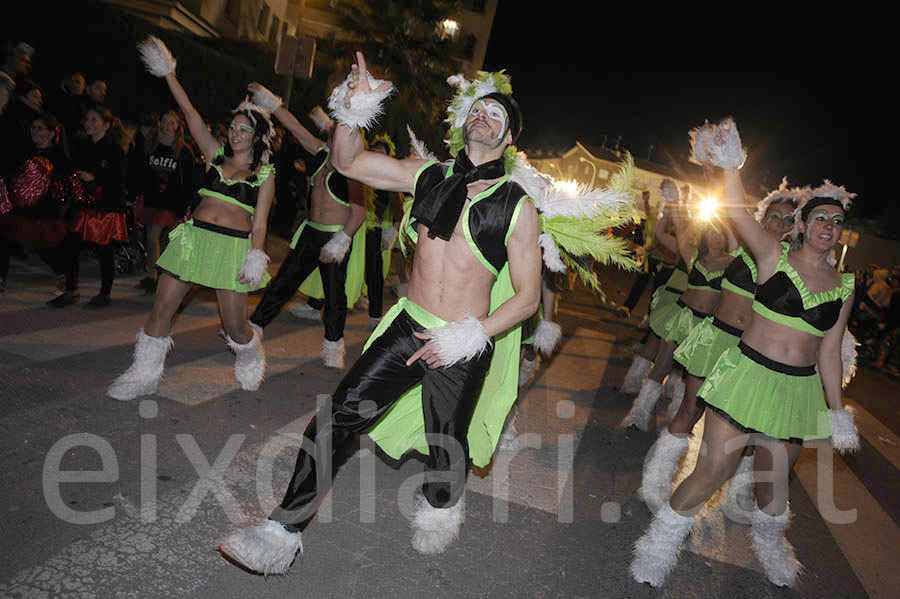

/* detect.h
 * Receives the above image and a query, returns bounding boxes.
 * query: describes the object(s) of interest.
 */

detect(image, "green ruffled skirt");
[650,300,705,345]
[157,219,271,293]
[648,288,681,338]
[698,342,830,442]
[673,317,742,379]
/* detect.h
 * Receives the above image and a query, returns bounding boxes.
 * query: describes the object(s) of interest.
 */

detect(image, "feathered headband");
[231,97,276,163]
[755,177,797,222]
[444,71,519,173]
[796,180,855,222]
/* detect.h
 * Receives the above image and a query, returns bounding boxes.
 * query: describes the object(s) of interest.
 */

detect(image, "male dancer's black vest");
[411,161,528,273]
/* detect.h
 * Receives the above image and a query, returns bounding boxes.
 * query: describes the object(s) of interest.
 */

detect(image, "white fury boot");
[631,501,695,587]
[621,378,662,431]
[411,495,464,554]
[322,338,345,369]
[622,355,652,394]
[518,356,538,388]
[219,520,303,575]
[637,430,690,513]
[107,329,174,401]
[750,505,803,587]
[225,324,265,391]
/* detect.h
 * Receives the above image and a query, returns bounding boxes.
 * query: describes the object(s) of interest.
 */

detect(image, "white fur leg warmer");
[226,328,266,391]
[107,329,173,401]
[249,83,282,113]
[411,495,464,555]
[137,36,176,77]
[532,319,562,356]
[321,230,351,263]
[622,355,652,394]
[289,302,322,321]
[498,411,520,452]
[750,506,803,588]
[327,71,393,130]
[322,338,345,369]
[380,224,398,251]
[518,356,538,388]
[219,520,302,575]
[428,313,492,367]
[663,371,681,399]
[539,232,566,273]
[621,378,662,431]
[723,455,755,524]
[830,407,860,454]
[637,430,690,513]
[630,501,695,587]
[238,248,270,288]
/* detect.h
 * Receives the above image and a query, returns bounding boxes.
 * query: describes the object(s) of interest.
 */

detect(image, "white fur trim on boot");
[532,319,562,356]
[518,356,538,388]
[226,328,266,391]
[322,338,345,369]
[289,302,322,321]
[831,407,860,454]
[498,411,520,452]
[750,506,803,588]
[428,313,492,367]
[137,36,176,77]
[620,378,662,431]
[320,230,351,263]
[411,495,464,554]
[327,70,393,130]
[630,501,695,587]
[237,248,270,288]
[723,455,755,523]
[637,430,690,513]
[219,520,302,575]
[665,377,686,423]
[107,329,173,401]
[622,355,652,394]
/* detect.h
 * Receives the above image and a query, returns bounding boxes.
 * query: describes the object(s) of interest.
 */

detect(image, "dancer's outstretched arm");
[722,168,781,268]
[247,83,325,155]
[162,72,220,162]
[331,52,424,193]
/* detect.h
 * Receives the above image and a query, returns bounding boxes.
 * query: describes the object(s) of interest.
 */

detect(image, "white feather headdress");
[790,179,856,242]
[755,177,797,222]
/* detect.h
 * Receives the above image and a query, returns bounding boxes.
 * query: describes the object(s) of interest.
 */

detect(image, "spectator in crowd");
[86,79,108,105]
[1,42,33,87]
[131,109,198,292]
[48,72,87,138]
[4,79,44,170]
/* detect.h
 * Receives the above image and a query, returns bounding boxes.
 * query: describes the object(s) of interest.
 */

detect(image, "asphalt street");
[0,240,898,599]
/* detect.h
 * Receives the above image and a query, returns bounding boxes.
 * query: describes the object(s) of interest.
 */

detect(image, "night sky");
[483,13,895,221]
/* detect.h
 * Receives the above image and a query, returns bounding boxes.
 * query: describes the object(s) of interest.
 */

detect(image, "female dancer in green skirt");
[108,37,275,399]
[631,119,858,588]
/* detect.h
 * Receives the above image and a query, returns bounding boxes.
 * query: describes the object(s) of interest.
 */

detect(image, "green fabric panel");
[752,301,825,337]
[366,268,522,468]
[297,223,367,308]
[665,268,689,292]
[721,279,755,299]
[197,189,255,214]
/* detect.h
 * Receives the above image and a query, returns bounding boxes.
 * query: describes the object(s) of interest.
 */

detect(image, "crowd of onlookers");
[0,39,311,303]
[851,264,900,375]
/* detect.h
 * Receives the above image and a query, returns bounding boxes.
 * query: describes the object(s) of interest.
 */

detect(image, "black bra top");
[722,246,757,297]
[197,147,274,212]
[687,259,725,291]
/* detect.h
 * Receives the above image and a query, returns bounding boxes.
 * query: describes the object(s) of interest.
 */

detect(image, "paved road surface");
[0,248,897,598]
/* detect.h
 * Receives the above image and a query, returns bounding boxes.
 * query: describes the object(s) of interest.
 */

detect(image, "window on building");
[270,15,280,43]
[257,3,271,35]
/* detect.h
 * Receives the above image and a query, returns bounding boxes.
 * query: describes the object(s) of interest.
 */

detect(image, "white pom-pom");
[539,232,566,273]
[249,84,282,113]
[327,71,393,131]
[137,36,176,77]
[321,230,351,263]
[660,179,680,203]
[688,121,715,165]
[708,118,747,170]
[237,248,270,288]
[831,407,860,454]
[428,313,492,367]
[532,319,562,356]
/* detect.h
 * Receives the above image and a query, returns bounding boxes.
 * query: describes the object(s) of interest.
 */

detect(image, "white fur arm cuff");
[327,71,393,130]
[381,224,398,251]
[250,84,282,113]
[137,36,176,77]
[321,230,352,263]
[831,407,860,454]
[428,313,492,367]
[539,232,566,273]
[533,319,562,356]
[238,248,270,287]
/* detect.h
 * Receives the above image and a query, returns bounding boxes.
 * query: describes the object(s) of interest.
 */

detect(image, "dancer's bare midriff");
[309,163,351,226]
[407,199,495,323]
